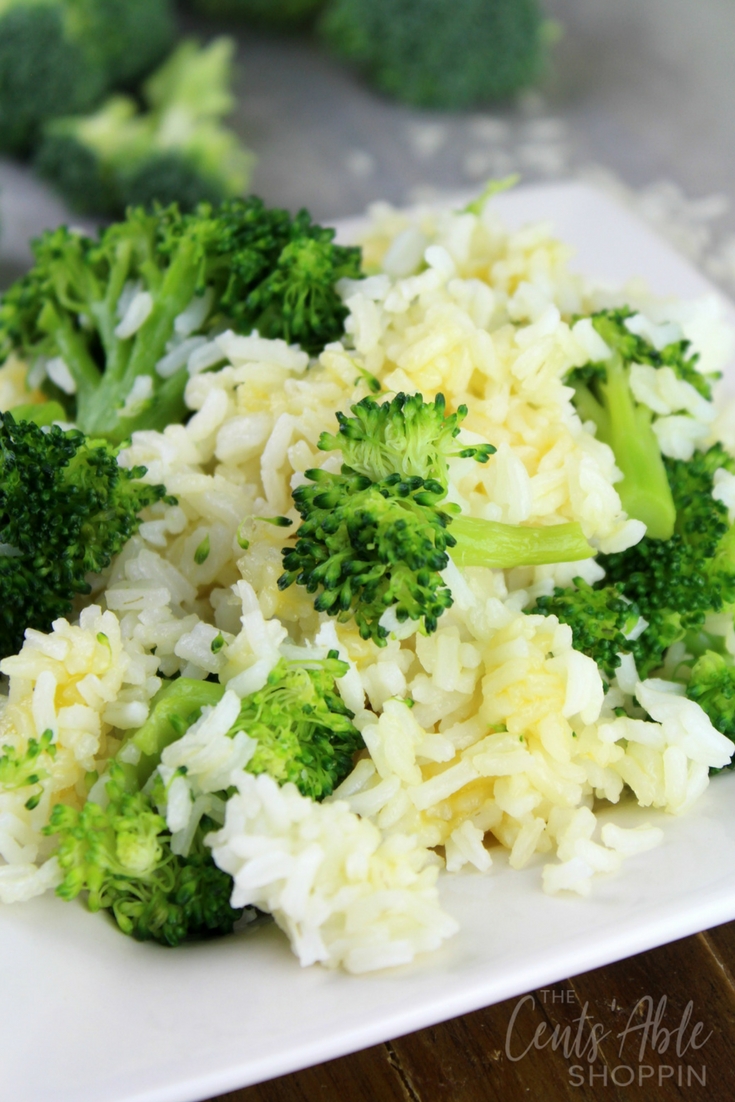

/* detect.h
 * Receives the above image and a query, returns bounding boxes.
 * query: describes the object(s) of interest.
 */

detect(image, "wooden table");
[207,921,735,1102]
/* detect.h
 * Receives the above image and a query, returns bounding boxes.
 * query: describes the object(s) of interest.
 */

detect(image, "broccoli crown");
[0,0,103,154]
[0,0,174,156]
[281,465,458,644]
[0,197,362,443]
[36,39,252,218]
[120,152,233,213]
[34,95,140,216]
[535,579,641,681]
[597,444,735,678]
[0,413,166,658]
[686,650,735,757]
[318,0,546,109]
[229,653,363,799]
[192,0,323,29]
[279,393,593,644]
[45,762,242,946]
[318,391,495,486]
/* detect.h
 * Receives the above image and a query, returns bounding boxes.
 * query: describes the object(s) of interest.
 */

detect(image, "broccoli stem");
[449,516,594,569]
[120,678,226,788]
[71,238,203,442]
[574,351,675,541]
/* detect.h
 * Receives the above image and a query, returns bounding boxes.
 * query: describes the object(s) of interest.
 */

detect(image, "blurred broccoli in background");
[0,0,175,156]
[36,38,252,216]
[318,0,548,109]
[190,0,324,31]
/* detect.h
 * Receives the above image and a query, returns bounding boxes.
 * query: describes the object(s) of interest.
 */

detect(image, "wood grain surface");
[207,920,735,1102]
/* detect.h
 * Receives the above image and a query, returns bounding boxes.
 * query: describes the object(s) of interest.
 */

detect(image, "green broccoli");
[80,0,175,90]
[229,653,363,799]
[0,197,362,443]
[45,653,361,942]
[599,445,735,678]
[318,0,547,110]
[686,650,735,761]
[36,39,253,217]
[45,762,243,946]
[0,0,174,156]
[535,579,641,681]
[191,0,323,29]
[35,97,144,216]
[118,655,362,800]
[279,393,594,645]
[0,0,103,155]
[0,412,167,659]
[538,444,735,682]
[568,308,716,541]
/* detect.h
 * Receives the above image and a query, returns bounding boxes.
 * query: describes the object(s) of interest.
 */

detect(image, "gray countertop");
[1,0,734,286]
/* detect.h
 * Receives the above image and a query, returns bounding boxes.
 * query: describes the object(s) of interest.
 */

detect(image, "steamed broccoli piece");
[116,654,361,800]
[229,653,362,799]
[0,0,104,155]
[35,97,145,216]
[192,0,324,29]
[568,308,716,541]
[0,197,361,442]
[541,445,735,682]
[0,412,167,659]
[599,445,735,678]
[0,0,174,156]
[37,39,253,217]
[45,654,361,942]
[686,651,735,759]
[535,580,641,681]
[82,0,175,89]
[45,762,242,946]
[279,393,594,645]
[318,0,547,110]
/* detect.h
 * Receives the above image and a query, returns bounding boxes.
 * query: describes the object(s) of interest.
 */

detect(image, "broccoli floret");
[279,393,594,644]
[35,96,144,216]
[45,762,242,946]
[318,0,547,109]
[541,445,735,682]
[535,580,641,681]
[599,444,735,678]
[0,197,362,442]
[686,650,735,760]
[191,0,323,29]
[45,654,361,942]
[36,39,253,217]
[0,0,103,155]
[0,0,174,156]
[82,0,175,89]
[229,653,363,799]
[0,412,167,658]
[117,655,362,801]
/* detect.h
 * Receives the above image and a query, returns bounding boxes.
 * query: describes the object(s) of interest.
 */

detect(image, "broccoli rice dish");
[0,185,734,975]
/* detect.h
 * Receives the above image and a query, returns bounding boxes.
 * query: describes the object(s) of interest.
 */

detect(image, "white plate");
[3,182,735,1102]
